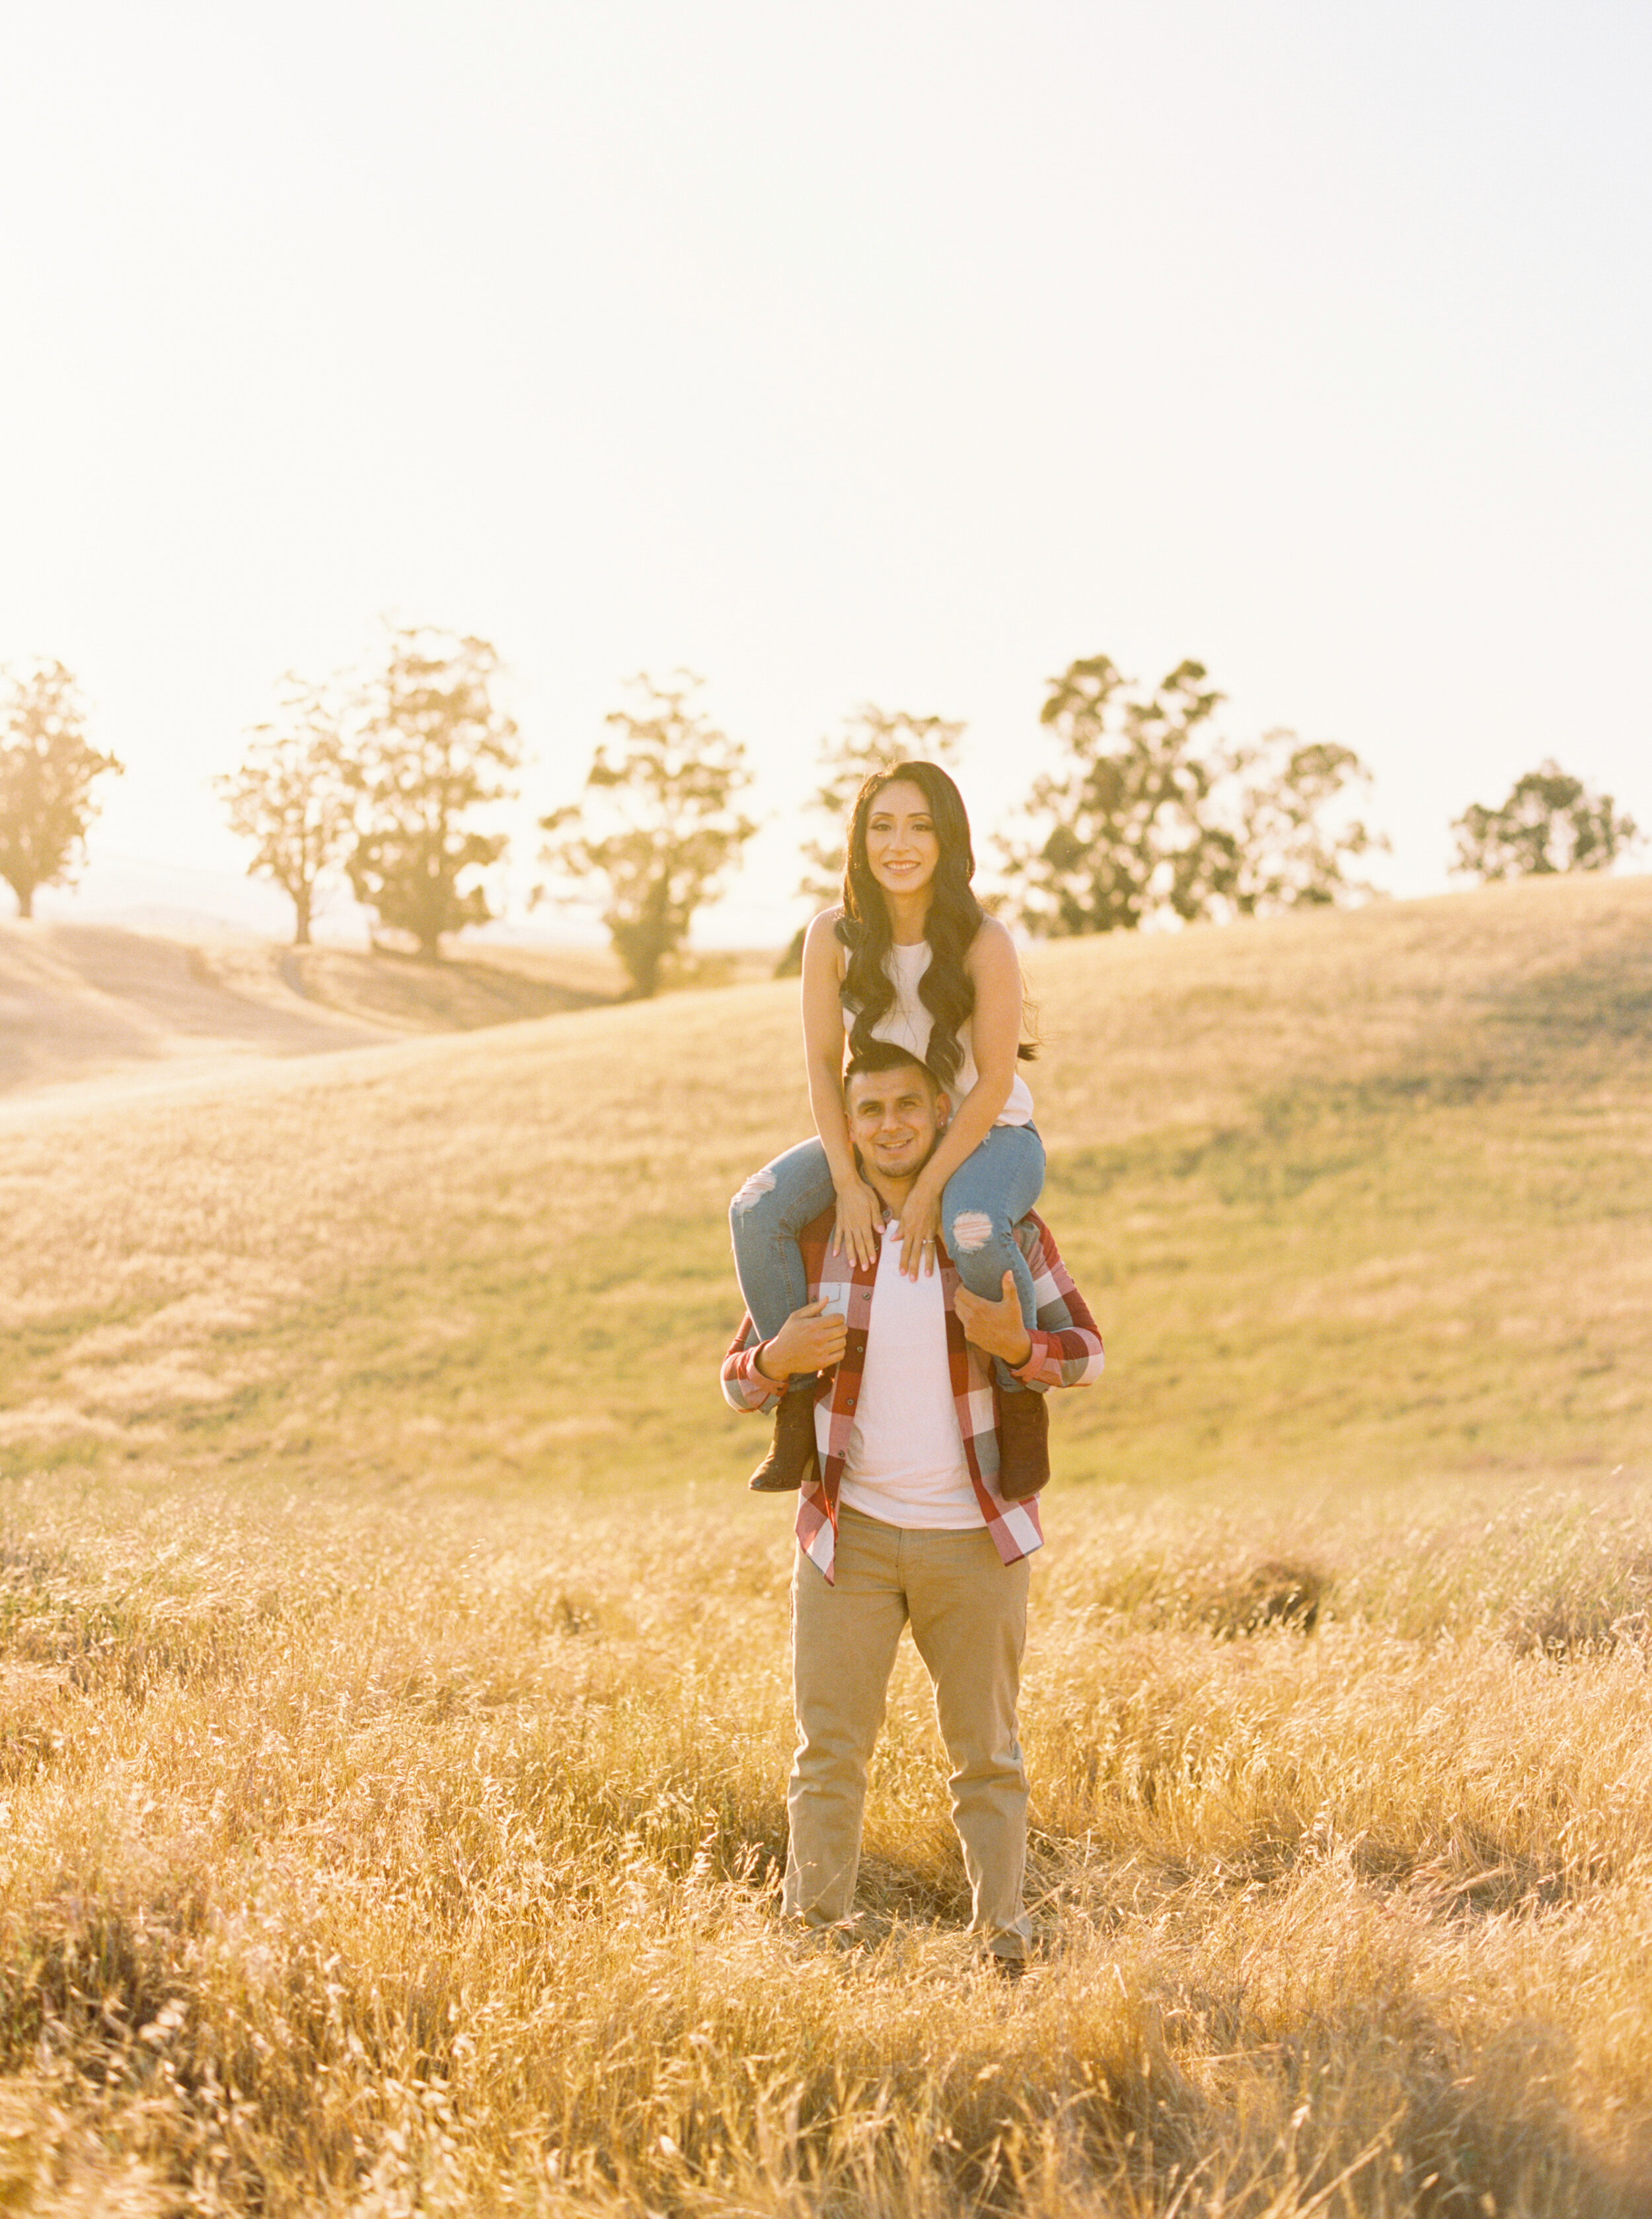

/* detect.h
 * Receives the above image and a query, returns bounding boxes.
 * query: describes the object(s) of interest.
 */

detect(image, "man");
[721,1038,1103,1967]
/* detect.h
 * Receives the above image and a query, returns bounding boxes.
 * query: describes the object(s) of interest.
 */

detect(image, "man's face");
[845,1063,948,1182]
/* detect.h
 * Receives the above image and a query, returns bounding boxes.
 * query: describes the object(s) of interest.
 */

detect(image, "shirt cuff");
[735,1345,783,1404]
[1012,1330,1056,1386]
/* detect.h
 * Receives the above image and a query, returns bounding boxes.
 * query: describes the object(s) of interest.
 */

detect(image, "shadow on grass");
[1049,1070,1503,1215]
[1488,948,1652,1048]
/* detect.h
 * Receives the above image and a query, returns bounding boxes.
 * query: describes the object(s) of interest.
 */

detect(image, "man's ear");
[933,1089,952,1127]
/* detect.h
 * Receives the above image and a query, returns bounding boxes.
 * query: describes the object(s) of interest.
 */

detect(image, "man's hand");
[956,1271,1033,1369]
[755,1298,849,1384]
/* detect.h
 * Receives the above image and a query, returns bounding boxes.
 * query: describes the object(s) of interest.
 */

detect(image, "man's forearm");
[1012,1222,1106,1390]
[722,1328,782,1412]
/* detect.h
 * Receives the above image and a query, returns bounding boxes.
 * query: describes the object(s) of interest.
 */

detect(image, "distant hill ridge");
[5,872,1649,1133]
[0,921,622,1101]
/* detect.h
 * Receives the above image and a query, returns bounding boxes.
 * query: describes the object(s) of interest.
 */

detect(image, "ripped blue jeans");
[728,1124,1047,1391]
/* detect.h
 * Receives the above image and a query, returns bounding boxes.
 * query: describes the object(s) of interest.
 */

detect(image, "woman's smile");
[865,779,941,898]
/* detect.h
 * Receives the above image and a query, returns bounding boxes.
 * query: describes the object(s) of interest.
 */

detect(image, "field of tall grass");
[1,874,1649,2214]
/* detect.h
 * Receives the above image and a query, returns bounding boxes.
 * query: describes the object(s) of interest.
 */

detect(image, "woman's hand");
[895,1173,943,1279]
[831,1176,882,1270]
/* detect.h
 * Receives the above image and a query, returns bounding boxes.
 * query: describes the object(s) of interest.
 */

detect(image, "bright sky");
[3,1,1649,945]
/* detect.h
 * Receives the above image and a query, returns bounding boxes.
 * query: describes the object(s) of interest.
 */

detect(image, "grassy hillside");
[5,872,1647,1502]
[0,921,624,1102]
[1,875,1651,2213]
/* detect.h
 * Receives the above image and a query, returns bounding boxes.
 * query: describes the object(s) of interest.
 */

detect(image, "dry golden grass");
[1,874,1650,2212]
[6,1479,1652,2215]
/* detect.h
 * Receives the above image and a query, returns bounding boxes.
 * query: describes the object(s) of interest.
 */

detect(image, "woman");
[730,759,1045,1495]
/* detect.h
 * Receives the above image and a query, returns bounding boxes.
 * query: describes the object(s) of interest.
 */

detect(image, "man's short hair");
[843,1039,942,1098]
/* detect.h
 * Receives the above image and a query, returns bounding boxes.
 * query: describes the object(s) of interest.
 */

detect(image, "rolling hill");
[0,919,622,1104]
[3,872,1647,1504]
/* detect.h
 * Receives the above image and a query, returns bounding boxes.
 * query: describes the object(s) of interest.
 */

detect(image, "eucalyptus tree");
[348,626,521,959]
[215,675,355,946]
[1452,763,1637,880]
[540,672,757,998]
[1000,654,1384,932]
[0,660,122,920]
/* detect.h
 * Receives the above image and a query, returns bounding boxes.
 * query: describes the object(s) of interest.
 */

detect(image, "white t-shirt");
[837,1228,985,1531]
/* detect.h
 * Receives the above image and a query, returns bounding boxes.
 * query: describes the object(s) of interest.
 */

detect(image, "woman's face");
[863,778,941,901]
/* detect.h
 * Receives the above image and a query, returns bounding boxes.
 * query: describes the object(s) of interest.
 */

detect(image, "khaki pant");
[785,1504,1033,1959]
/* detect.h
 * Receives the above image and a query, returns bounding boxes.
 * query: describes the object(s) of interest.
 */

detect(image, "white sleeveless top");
[842,940,1035,1126]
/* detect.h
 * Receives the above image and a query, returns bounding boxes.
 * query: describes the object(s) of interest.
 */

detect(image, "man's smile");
[866,1125,927,1169]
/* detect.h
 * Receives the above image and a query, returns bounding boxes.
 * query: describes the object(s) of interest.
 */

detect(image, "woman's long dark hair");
[836,761,995,1088]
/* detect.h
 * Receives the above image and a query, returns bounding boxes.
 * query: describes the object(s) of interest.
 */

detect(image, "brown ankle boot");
[996,1387,1049,1500]
[749,1384,819,1493]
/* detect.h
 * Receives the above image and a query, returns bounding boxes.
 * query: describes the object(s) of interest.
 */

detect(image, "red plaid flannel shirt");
[722,1205,1103,1581]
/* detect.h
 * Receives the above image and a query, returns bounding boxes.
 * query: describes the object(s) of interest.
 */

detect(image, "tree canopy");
[999,655,1384,934]
[215,677,355,946]
[1219,735,1385,916]
[347,627,521,960]
[539,673,757,998]
[0,661,123,921]
[1452,762,1638,880]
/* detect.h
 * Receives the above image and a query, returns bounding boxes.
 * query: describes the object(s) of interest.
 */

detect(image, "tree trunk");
[293,887,311,947]
[628,875,670,997]
[15,883,32,921]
